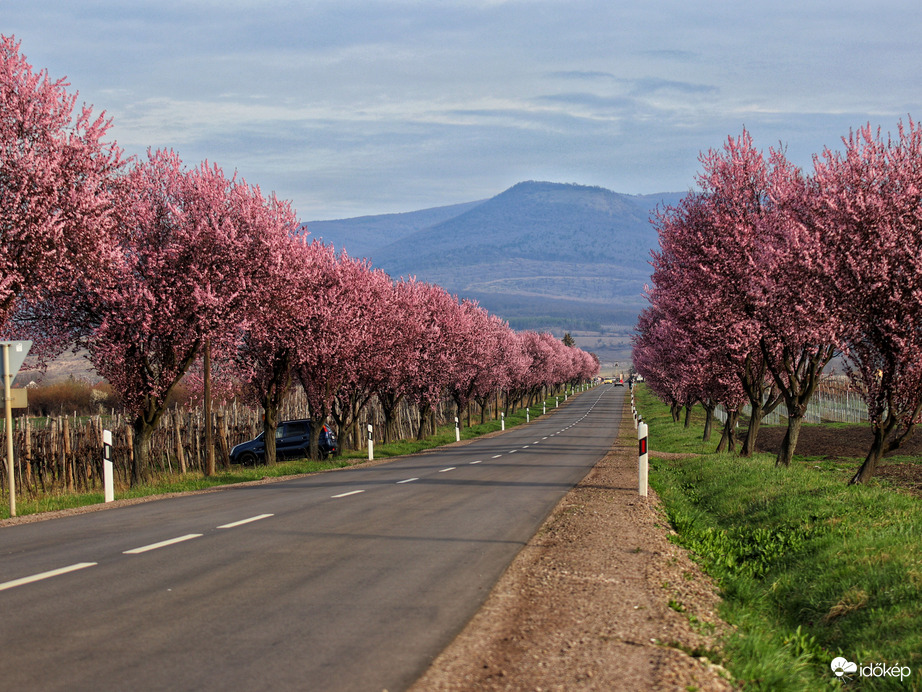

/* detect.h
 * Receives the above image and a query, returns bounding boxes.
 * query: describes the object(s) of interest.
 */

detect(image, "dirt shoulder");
[409,398,734,691]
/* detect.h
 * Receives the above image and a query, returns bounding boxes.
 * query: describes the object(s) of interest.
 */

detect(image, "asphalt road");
[0,385,625,692]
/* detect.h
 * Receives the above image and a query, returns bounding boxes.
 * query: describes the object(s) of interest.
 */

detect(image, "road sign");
[0,388,27,409]
[0,340,32,380]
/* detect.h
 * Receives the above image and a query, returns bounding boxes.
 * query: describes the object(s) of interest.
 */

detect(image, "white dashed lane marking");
[331,490,365,499]
[124,534,203,555]
[0,563,97,592]
[217,514,274,529]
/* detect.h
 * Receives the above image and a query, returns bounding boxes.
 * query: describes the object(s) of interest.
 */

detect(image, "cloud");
[628,78,718,96]
[8,0,922,219]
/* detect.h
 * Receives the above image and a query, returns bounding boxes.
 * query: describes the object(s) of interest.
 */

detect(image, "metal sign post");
[2,340,32,518]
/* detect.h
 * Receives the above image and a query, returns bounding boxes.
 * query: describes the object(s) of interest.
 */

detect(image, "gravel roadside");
[408,396,734,691]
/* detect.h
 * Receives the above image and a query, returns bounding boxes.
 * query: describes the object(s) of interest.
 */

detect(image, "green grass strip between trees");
[635,384,922,690]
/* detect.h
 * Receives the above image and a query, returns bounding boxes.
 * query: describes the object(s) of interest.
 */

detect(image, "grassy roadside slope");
[635,384,922,690]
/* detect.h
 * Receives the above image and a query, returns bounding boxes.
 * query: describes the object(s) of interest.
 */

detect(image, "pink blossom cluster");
[635,123,922,484]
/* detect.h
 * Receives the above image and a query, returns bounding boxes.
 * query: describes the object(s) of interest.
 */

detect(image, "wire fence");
[715,381,869,425]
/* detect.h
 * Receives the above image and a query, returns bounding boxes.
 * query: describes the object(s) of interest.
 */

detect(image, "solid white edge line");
[331,490,365,498]
[124,534,203,554]
[397,478,419,484]
[0,562,97,592]
[217,514,274,529]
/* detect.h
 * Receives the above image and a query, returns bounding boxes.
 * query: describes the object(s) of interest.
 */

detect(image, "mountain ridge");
[305,181,685,366]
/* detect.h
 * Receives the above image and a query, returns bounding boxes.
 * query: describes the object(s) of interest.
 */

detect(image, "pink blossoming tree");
[71,150,294,483]
[1,35,122,344]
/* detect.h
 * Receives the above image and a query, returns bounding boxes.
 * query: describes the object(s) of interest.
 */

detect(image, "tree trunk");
[378,392,402,444]
[716,409,739,453]
[701,402,715,442]
[204,338,215,477]
[741,388,781,457]
[475,395,489,425]
[850,426,887,485]
[683,401,694,429]
[262,400,280,466]
[309,414,326,460]
[762,340,834,466]
[173,411,187,473]
[850,414,907,484]
[130,418,153,486]
[416,405,433,440]
[775,411,804,467]
[453,395,464,432]
[216,410,230,469]
[742,407,762,458]
[670,401,681,423]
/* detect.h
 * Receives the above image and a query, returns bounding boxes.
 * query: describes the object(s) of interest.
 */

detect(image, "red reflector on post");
[639,438,647,455]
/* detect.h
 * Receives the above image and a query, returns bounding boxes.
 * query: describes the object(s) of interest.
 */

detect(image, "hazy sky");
[6,0,922,220]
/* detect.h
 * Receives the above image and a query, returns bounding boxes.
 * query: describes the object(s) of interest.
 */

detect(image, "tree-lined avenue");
[0,386,624,692]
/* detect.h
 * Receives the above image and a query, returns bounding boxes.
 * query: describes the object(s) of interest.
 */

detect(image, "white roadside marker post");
[638,419,649,497]
[367,424,374,461]
[455,416,460,442]
[103,429,114,503]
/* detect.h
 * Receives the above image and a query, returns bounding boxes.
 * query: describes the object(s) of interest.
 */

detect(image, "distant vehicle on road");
[230,420,338,464]
[614,377,625,387]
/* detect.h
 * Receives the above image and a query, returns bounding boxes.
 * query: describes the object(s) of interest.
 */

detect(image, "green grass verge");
[2,392,578,520]
[635,385,922,690]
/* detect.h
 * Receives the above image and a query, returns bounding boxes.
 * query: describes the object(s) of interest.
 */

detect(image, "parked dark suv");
[230,420,338,465]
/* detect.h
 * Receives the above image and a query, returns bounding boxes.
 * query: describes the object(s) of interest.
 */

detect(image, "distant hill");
[306,200,484,259]
[305,181,684,355]
[371,181,675,272]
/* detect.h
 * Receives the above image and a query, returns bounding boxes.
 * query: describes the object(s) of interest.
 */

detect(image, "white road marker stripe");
[217,514,274,529]
[439,467,456,472]
[470,460,482,464]
[0,562,97,592]
[492,454,503,458]
[397,478,419,484]
[331,490,365,498]
[124,534,202,555]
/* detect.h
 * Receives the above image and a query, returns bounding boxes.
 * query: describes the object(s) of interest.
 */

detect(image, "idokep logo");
[831,656,913,682]
[831,657,857,677]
